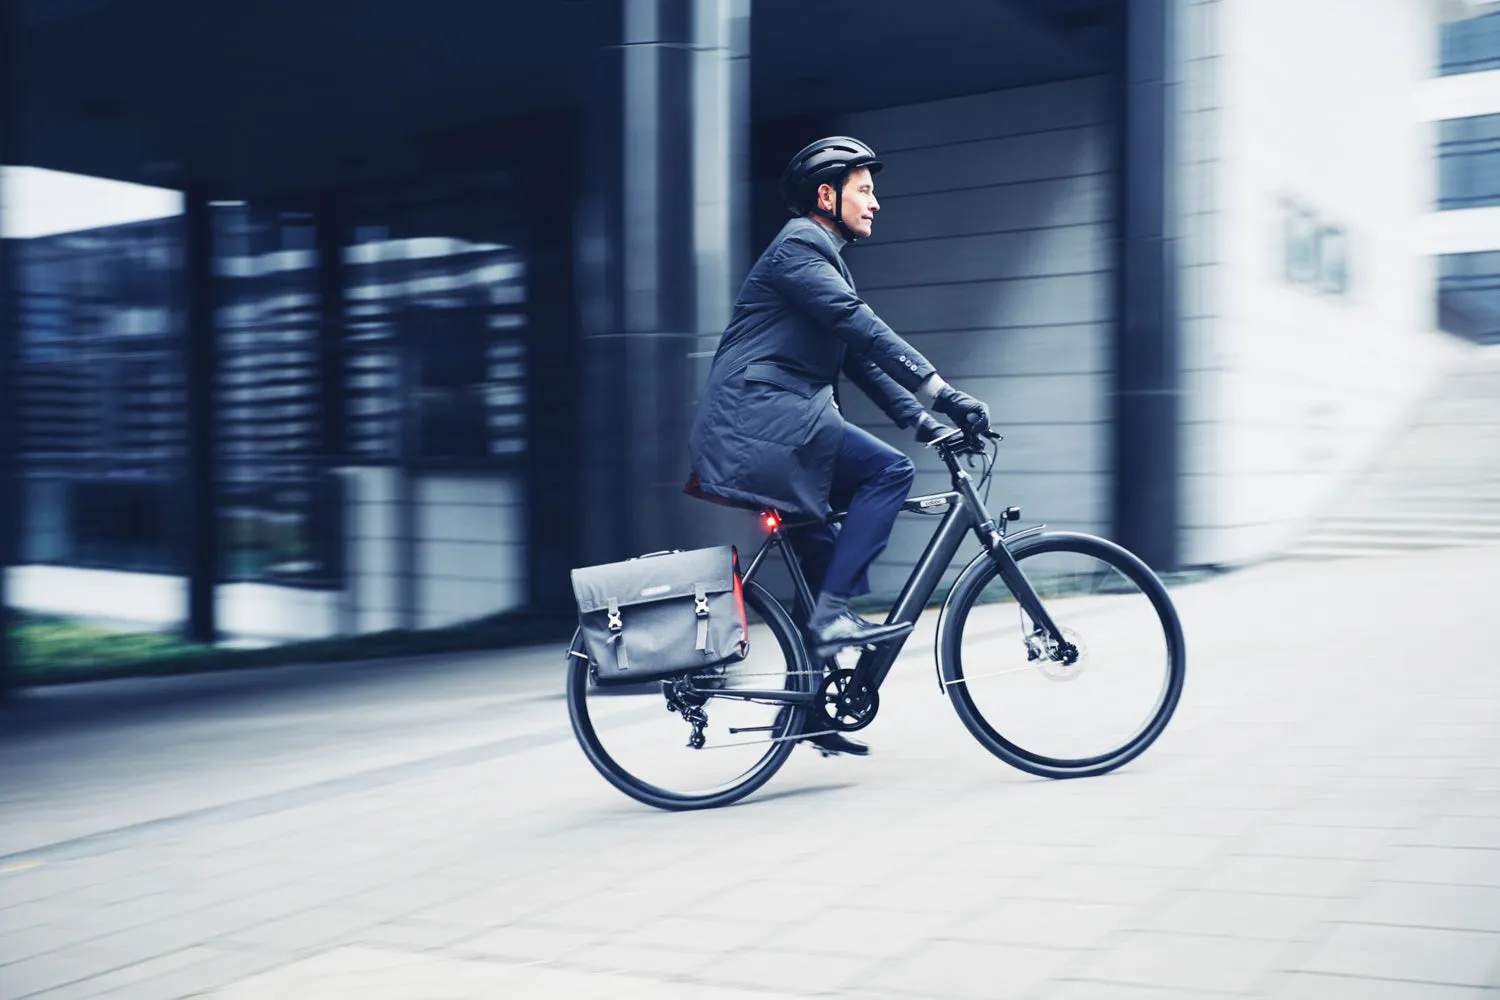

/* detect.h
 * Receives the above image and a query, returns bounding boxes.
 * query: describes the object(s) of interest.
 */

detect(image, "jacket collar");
[784,215,848,255]
[806,216,849,254]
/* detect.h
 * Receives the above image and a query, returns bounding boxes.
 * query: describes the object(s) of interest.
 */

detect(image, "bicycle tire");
[938,531,1186,779]
[567,579,814,811]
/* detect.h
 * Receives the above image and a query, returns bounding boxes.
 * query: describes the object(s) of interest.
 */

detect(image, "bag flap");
[571,545,736,614]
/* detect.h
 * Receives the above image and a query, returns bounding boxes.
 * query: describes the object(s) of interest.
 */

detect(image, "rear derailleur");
[662,676,709,749]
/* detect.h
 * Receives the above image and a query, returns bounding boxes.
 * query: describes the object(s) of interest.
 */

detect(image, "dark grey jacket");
[687,217,937,518]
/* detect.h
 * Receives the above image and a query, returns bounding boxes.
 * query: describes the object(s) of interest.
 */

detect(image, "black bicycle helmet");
[778,136,883,241]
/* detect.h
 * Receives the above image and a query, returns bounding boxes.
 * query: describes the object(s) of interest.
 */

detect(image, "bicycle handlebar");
[926,425,1001,452]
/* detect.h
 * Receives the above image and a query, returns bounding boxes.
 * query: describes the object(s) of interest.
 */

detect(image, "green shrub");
[7,608,577,686]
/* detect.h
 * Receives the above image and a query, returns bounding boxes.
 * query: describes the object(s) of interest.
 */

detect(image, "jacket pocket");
[742,361,818,399]
[736,363,834,447]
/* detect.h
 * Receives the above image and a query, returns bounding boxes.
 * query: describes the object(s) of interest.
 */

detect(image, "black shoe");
[805,730,870,756]
[809,610,913,659]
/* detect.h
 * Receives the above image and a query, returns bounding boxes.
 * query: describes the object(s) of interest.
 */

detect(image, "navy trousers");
[787,423,915,603]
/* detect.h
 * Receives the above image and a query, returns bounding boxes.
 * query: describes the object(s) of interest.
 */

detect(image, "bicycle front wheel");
[567,579,816,811]
[939,531,1185,778]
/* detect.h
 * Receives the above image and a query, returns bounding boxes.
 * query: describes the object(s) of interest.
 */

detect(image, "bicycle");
[566,425,1186,811]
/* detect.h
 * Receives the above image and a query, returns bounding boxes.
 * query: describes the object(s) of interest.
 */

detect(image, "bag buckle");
[607,597,622,631]
[694,584,709,618]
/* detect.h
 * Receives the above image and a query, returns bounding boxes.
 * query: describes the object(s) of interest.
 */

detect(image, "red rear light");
[764,513,779,531]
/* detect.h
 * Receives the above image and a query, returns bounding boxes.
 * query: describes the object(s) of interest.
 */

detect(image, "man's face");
[818,166,879,239]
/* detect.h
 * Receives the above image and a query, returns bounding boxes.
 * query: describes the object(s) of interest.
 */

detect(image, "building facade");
[1424,6,1500,343]
[0,0,1490,680]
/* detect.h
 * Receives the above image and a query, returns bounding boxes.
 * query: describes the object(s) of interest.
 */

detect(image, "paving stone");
[863,940,1080,999]
[1238,824,1398,861]
[1071,931,1289,993]
[1200,856,1375,897]
[756,903,957,958]
[947,899,1132,950]
[1383,846,1500,887]
[1270,971,1498,999]
[451,923,603,963]
[1130,889,1333,942]
[1041,982,1224,1000]
[1350,881,1500,933]
[1293,922,1500,987]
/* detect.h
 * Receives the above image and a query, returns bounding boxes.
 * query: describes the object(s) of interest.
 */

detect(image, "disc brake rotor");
[1032,627,1087,683]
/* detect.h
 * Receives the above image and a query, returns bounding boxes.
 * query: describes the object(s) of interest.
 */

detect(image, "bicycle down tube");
[733,437,1071,702]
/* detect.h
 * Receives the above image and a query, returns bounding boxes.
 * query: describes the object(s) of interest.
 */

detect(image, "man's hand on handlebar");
[932,385,991,434]
[915,413,1000,452]
[914,412,951,444]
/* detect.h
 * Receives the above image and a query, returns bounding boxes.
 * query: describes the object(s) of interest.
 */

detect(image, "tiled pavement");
[2,544,1499,998]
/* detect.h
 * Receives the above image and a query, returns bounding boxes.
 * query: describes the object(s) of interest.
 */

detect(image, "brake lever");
[924,428,966,449]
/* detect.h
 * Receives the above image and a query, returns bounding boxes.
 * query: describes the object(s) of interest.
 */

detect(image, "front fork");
[951,465,1072,656]
[984,530,1070,651]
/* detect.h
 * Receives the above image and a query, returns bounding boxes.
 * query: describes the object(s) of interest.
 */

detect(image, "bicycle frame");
[730,432,1070,703]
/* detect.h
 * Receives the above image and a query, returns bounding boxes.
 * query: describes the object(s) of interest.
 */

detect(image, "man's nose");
[870,199,879,213]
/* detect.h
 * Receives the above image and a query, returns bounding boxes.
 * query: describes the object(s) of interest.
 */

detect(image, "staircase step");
[1314,514,1500,530]
[1298,532,1500,550]
[1294,345,1500,559]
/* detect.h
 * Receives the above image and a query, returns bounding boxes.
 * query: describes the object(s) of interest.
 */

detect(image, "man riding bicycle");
[686,136,994,756]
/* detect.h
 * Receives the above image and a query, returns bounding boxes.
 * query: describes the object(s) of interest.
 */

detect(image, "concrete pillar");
[0,0,15,693]
[1113,0,1181,572]
[182,191,220,642]
[577,0,751,563]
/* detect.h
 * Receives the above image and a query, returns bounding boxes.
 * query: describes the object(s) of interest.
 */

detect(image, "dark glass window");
[11,169,529,587]
[1438,114,1500,210]
[1439,251,1500,344]
[14,216,185,575]
[1440,10,1500,75]
[212,203,340,588]
[343,175,528,465]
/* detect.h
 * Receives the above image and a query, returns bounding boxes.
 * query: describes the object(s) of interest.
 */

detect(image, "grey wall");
[341,468,526,633]
[834,77,1115,599]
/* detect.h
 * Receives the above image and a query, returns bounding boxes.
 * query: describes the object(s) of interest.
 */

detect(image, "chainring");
[816,669,880,732]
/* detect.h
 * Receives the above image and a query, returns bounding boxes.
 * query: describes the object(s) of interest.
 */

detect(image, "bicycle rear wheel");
[567,579,816,810]
[939,531,1185,778]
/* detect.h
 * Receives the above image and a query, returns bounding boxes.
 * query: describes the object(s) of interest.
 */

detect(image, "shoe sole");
[810,625,914,660]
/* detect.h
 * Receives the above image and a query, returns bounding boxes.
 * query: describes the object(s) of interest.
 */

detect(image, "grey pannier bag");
[570,545,749,685]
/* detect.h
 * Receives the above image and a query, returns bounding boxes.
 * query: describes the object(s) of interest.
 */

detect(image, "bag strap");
[694,583,712,655]
[607,597,628,671]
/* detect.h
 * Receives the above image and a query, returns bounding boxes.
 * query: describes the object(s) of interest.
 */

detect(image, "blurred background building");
[1,0,1496,678]
[1427,6,1500,341]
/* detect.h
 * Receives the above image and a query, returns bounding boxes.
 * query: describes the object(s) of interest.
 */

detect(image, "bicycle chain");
[688,670,824,681]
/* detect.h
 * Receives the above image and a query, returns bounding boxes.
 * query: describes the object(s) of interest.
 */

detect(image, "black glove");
[914,412,950,443]
[933,385,991,434]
